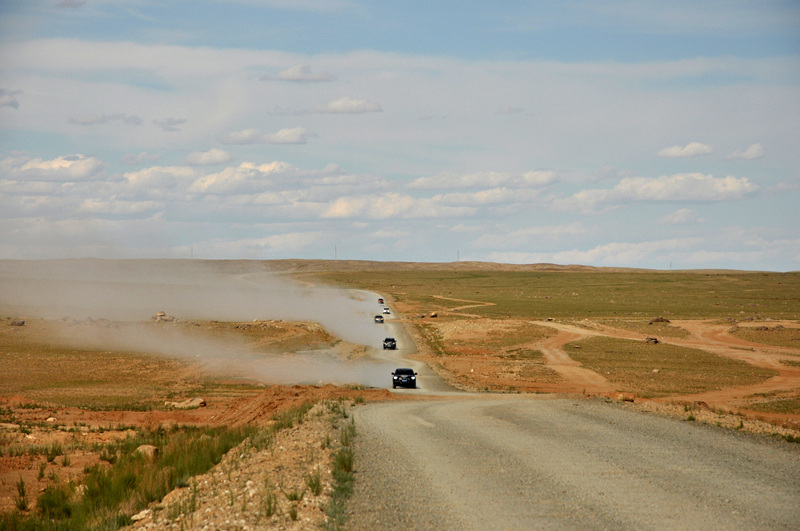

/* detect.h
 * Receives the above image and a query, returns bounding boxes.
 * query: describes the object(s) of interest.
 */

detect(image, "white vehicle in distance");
[382,307,391,314]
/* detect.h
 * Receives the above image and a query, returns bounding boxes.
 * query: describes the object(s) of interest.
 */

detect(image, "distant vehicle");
[378,298,384,304]
[392,368,417,389]
[374,315,384,323]
[382,307,391,314]
[383,337,397,350]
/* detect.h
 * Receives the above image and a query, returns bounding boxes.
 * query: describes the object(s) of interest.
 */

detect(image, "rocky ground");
[129,400,356,530]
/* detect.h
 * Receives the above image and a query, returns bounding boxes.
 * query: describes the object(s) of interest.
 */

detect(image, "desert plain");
[1,259,799,529]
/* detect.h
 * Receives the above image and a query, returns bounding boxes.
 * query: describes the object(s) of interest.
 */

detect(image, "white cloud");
[220,128,265,145]
[658,208,704,225]
[189,161,298,194]
[433,187,541,206]
[0,88,22,109]
[656,142,713,158]
[153,117,187,132]
[473,222,586,249]
[371,229,410,239]
[487,238,703,266]
[200,232,326,256]
[730,143,764,160]
[185,148,232,166]
[553,173,758,213]
[220,127,311,145]
[0,154,104,181]
[78,198,160,216]
[120,152,162,165]
[410,171,557,190]
[123,166,197,196]
[266,127,311,144]
[68,113,143,126]
[270,63,336,82]
[322,193,475,219]
[313,97,382,114]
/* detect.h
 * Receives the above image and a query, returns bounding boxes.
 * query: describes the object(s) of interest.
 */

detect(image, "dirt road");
[347,397,800,530]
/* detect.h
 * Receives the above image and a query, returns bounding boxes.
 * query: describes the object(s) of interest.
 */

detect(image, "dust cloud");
[0,259,401,387]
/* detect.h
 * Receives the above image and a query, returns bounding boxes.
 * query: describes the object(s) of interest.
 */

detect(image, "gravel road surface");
[347,396,800,530]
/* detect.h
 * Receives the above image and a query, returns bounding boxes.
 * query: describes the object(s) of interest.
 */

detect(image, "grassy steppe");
[313,270,800,319]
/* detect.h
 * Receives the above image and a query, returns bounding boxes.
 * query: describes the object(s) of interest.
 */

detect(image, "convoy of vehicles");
[375,297,417,389]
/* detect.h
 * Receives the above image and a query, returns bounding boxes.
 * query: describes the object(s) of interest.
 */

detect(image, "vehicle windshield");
[395,368,414,375]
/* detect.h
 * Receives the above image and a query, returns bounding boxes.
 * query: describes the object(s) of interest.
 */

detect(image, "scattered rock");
[429,312,438,318]
[131,509,150,521]
[165,397,206,409]
[652,369,660,373]
[152,311,176,322]
[46,417,57,423]
[649,317,670,324]
[645,337,659,344]
[10,319,25,326]
[136,444,159,462]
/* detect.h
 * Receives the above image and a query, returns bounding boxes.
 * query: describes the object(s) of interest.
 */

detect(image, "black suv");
[392,368,417,389]
[383,337,397,350]
[374,315,384,323]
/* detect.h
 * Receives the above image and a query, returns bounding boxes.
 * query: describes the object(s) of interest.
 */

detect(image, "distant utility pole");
[335,245,337,260]
[457,249,460,262]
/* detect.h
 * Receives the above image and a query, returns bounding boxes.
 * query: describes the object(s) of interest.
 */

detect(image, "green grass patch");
[567,336,776,397]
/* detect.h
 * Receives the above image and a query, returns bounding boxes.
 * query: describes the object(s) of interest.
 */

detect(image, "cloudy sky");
[1,1,798,270]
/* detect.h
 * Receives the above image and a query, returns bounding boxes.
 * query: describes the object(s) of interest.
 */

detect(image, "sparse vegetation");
[567,336,776,397]
[730,325,800,348]
[744,397,800,415]
[313,269,800,320]
[1,424,256,529]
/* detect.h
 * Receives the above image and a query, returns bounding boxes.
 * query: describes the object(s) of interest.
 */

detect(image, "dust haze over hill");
[0,259,399,387]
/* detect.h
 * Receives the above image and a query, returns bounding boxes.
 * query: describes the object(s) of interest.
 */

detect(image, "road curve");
[347,396,800,530]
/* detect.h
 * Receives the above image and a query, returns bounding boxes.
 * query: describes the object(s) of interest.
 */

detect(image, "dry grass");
[744,396,800,414]
[729,325,800,349]
[567,336,777,398]
[435,319,555,355]
[596,318,691,339]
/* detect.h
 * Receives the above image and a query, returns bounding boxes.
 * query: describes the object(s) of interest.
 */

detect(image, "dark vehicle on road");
[374,315,384,323]
[378,298,384,304]
[392,368,417,389]
[383,337,397,350]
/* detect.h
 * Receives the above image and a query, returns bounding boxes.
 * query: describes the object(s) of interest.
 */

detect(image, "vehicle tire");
[392,384,396,389]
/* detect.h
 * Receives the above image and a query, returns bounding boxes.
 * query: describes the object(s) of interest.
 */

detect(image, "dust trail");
[0,259,400,387]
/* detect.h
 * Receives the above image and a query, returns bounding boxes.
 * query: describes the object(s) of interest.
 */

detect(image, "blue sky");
[1,1,798,270]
